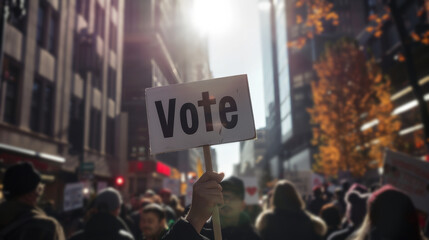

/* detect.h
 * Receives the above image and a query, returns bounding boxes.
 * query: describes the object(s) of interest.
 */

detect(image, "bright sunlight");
[192,0,233,36]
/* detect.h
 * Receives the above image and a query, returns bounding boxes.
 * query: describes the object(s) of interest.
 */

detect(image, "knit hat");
[95,187,123,212]
[220,176,245,200]
[2,162,41,200]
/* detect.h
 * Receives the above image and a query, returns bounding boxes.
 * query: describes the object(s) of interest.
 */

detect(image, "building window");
[96,4,105,38]
[105,117,115,155]
[37,1,58,55]
[47,13,57,54]
[68,97,84,153]
[89,108,101,151]
[8,0,28,32]
[76,0,90,21]
[2,57,20,124]
[36,5,45,45]
[30,77,53,135]
[109,22,117,51]
[108,67,116,99]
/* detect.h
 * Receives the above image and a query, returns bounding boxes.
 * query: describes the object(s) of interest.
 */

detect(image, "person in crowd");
[140,203,168,240]
[69,187,134,240]
[168,194,185,218]
[331,187,346,218]
[201,176,261,240]
[328,190,368,240]
[308,185,328,215]
[350,185,427,240]
[159,189,172,205]
[0,162,66,240]
[255,180,327,240]
[121,204,142,240]
[162,171,225,240]
[320,203,341,239]
[130,197,154,240]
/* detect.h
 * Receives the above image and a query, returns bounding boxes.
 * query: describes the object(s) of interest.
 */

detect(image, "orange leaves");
[289,0,339,50]
[410,31,429,45]
[296,15,303,24]
[309,40,400,177]
[366,8,391,39]
[374,30,383,38]
[395,53,406,62]
[411,31,421,41]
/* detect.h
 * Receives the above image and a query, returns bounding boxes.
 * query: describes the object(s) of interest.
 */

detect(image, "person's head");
[159,188,172,205]
[2,162,43,206]
[368,185,421,239]
[345,190,368,226]
[320,203,341,229]
[348,183,368,194]
[272,180,305,211]
[140,203,167,238]
[219,176,245,219]
[95,187,123,216]
[313,185,324,199]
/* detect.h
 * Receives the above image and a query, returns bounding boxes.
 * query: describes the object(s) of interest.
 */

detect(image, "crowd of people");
[1,162,429,240]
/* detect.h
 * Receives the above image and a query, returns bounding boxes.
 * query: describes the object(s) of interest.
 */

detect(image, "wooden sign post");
[145,75,256,240]
[203,145,222,240]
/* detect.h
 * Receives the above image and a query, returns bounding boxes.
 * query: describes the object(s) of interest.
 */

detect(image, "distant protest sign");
[241,177,259,205]
[146,75,256,154]
[64,183,84,211]
[284,171,324,196]
[384,149,429,214]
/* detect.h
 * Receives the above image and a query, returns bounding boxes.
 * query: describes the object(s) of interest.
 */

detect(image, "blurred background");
[0,0,428,212]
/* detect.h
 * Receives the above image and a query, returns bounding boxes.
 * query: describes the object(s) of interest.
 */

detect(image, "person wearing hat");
[200,176,261,240]
[0,162,65,240]
[69,187,134,240]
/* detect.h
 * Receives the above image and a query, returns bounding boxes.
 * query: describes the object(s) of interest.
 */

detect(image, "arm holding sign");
[162,172,224,240]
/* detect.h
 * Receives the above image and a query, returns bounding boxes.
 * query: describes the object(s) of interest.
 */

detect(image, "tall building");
[260,0,429,181]
[0,0,126,205]
[123,0,212,195]
[260,0,367,179]
[356,0,429,159]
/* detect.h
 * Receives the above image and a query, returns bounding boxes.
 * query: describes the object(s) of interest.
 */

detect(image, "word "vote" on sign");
[155,91,238,138]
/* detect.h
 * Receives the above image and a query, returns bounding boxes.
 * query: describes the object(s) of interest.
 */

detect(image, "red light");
[116,176,124,186]
[156,162,171,176]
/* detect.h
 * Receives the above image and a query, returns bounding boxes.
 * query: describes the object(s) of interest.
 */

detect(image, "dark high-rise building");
[123,0,213,195]
[0,0,126,206]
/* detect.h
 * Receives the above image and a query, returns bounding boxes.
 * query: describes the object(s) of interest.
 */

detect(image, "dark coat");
[68,212,134,240]
[201,213,261,240]
[0,200,65,240]
[161,219,209,240]
[257,209,324,240]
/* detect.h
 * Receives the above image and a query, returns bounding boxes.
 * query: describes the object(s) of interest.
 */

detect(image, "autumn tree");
[308,40,401,177]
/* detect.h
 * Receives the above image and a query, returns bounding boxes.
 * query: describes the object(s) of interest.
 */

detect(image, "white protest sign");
[284,171,325,196]
[383,149,429,214]
[63,182,84,211]
[163,178,181,196]
[145,75,256,154]
[97,181,108,193]
[185,182,194,206]
[241,177,259,205]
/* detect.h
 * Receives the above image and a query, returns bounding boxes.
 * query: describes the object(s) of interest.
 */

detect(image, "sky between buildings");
[204,0,266,177]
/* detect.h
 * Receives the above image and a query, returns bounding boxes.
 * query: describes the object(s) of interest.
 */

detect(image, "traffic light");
[115,176,124,187]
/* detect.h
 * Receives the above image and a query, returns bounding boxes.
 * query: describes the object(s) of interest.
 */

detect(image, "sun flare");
[192,0,233,36]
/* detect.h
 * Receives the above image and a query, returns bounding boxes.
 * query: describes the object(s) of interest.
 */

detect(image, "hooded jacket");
[0,200,65,240]
[69,212,134,240]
